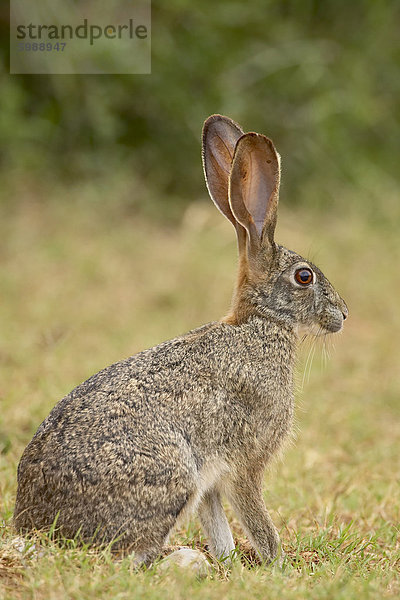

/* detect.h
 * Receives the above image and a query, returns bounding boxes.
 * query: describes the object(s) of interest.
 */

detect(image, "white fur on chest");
[198,457,230,496]
[174,457,229,529]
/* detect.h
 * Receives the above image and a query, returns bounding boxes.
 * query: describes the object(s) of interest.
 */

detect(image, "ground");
[0,188,399,599]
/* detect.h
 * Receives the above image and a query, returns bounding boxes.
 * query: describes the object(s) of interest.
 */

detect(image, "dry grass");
[0,185,399,599]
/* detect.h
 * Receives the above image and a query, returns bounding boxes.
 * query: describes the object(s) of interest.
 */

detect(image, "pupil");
[300,270,310,282]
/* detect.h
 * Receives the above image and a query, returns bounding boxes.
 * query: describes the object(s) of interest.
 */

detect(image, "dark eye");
[295,268,313,286]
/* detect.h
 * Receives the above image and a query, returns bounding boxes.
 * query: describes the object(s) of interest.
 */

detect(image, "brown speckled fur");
[14,115,347,566]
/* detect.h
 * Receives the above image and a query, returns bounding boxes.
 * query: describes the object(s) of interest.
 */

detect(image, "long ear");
[202,114,245,229]
[229,132,281,253]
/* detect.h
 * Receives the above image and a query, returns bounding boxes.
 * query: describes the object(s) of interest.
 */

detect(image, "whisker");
[306,338,317,384]
[299,332,308,346]
[301,334,316,390]
[300,340,311,391]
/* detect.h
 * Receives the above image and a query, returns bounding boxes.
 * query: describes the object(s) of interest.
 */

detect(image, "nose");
[341,305,349,320]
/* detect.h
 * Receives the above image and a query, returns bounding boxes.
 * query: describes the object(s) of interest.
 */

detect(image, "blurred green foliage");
[1,0,399,211]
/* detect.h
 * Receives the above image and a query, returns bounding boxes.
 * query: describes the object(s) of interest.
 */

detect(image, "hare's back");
[14,339,203,536]
[22,336,200,462]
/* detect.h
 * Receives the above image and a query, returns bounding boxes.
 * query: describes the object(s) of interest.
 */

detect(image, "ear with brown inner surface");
[202,114,247,253]
[225,132,281,324]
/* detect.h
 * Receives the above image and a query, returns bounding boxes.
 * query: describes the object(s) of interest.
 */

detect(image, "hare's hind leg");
[198,489,235,562]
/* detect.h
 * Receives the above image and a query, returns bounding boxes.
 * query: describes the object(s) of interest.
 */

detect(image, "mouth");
[296,317,344,337]
[318,305,347,335]
[325,320,344,334]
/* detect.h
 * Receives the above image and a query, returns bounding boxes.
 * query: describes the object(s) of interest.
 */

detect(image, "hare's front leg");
[198,489,235,561]
[227,473,283,564]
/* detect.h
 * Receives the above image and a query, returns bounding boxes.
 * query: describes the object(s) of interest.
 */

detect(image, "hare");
[14,115,348,567]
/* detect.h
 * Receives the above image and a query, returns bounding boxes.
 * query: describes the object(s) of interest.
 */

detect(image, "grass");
[0,184,399,599]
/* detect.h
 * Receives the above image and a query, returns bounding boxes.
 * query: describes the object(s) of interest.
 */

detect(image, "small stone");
[158,547,212,579]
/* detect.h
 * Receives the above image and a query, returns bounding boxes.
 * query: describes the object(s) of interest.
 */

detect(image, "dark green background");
[2,0,399,215]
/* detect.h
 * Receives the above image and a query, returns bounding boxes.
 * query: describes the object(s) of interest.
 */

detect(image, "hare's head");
[202,115,348,336]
